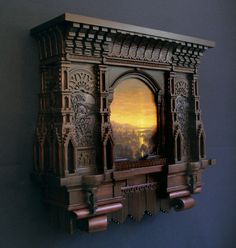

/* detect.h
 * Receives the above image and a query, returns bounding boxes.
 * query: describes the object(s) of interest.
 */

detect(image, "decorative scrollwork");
[69,70,95,94]
[176,96,188,131]
[176,96,189,158]
[69,69,97,147]
[108,36,172,64]
[175,80,189,97]
[122,182,158,194]
[78,149,96,167]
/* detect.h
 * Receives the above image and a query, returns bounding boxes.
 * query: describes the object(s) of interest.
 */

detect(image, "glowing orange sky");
[110,79,157,129]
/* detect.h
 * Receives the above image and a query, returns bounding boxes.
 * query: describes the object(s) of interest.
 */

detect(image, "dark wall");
[0,0,235,247]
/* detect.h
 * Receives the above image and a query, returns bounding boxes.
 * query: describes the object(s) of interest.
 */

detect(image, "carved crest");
[69,70,95,94]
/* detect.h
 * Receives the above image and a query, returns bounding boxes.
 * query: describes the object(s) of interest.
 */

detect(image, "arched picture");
[110,78,158,160]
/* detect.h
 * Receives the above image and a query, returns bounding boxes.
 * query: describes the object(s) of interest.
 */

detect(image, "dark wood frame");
[31,13,215,233]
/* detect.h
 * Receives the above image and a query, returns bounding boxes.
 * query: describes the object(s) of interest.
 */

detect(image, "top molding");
[31,13,215,70]
[31,13,215,48]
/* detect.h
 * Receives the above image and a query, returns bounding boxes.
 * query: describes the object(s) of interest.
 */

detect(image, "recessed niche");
[67,140,75,174]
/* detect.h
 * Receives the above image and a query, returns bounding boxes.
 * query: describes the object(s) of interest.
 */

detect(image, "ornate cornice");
[31,13,214,69]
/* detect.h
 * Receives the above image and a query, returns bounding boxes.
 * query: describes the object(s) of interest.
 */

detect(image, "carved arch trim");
[63,133,78,175]
[110,70,161,94]
[174,126,184,162]
[52,134,62,176]
[103,131,114,171]
[197,126,206,159]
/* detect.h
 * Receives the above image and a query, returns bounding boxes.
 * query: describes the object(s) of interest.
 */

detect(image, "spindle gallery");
[31,13,215,233]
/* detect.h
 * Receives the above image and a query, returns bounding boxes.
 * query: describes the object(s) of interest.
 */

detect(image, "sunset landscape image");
[110,78,158,160]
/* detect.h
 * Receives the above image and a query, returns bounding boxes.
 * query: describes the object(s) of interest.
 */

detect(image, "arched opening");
[67,140,75,174]
[176,134,182,161]
[64,70,68,89]
[44,139,50,172]
[110,78,158,161]
[200,133,205,158]
[106,138,113,170]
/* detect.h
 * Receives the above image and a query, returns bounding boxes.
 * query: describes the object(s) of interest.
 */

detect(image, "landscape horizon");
[111,120,157,161]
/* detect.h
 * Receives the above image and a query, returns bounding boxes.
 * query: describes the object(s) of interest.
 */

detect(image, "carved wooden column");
[99,65,114,172]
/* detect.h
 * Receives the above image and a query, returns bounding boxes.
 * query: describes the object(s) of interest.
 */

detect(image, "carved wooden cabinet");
[31,13,215,233]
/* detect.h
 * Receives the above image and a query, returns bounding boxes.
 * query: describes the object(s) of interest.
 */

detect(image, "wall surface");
[0,0,235,247]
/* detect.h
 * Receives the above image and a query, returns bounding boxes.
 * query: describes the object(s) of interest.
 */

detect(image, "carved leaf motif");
[128,37,140,59]
[78,150,96,167]
[136,39,147,60]
[108,37,174,64]
[69,69,97,147]
[144,40,155,60]
[151,42,162,61]
[175,80,189,97]
[176,96,189,157]
[111,35,123,57]
[120,36,132,58]
[159,46,168,63]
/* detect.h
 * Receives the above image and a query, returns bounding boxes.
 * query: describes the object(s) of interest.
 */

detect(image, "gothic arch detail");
[175,80,189,97]
[197,126,206,159]
[111,71,161,94]
[103,132,114,171]
[174,127,184,162]
[63,133,78,174]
